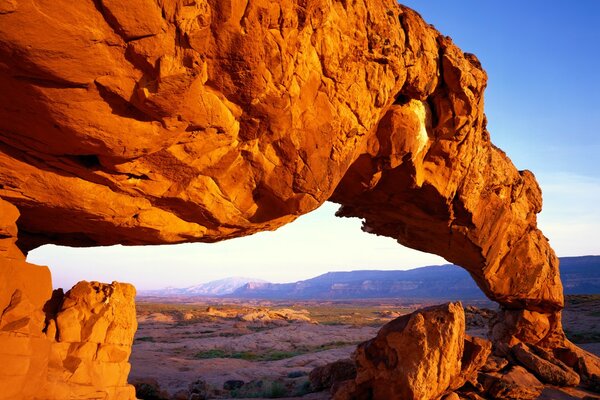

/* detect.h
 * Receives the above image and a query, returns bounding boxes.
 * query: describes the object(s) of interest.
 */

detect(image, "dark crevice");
[71,154,101,169]
[13,75,89,89]
[42,289,64,340]
[91,0,128,42]
[393,94,410,105]
[372,57,389,65]
[126,173,149,180]
[425,96,439,128]
[398,12,411,50]
[95,81,156,122]
[125,33,157,43]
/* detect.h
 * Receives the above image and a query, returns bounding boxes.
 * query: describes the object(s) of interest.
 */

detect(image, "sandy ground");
[130,298,600,399]
[130,311,379,397]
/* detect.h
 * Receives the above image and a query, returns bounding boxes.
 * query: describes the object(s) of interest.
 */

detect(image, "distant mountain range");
[139,277,267,296]
[139,256,600,299]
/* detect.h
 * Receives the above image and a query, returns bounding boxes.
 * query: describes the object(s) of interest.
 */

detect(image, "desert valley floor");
[129,296,600,400]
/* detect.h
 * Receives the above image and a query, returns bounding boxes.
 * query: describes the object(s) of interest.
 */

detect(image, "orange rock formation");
[1,199,137,399]
[0,0,598,399]
[334,303,489,399]
[334,303,493,399]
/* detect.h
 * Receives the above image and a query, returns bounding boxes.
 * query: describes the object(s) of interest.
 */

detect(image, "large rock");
[511,342,580,387]
[44,281,137,399]
[0,198,137,400]
[335,302,468,400]
[0,198,53,399]
[480,365,544,400]
[452,335,492,390]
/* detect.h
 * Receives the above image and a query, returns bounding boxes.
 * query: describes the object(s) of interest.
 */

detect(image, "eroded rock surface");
[0,0,597,398]
[0,0,562,320]
[334,302,476,400]
[0,199,137,400]
[0,0,564,330]
[44,281,137,399]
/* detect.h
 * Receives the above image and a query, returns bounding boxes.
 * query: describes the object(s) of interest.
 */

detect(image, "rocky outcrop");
[0,0,597,398]
[512,342,580,387]
[0,198,136,400]
[480,365,544,400]
[0,198,53,399]
[44,281,137,399]
[334,302,489,400]
[331,302,598,400]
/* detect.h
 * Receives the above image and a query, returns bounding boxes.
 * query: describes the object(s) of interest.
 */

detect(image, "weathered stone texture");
[0,0,566,347]
[1,0,598,398]
[1,199,136,400]
[334,303,473,400]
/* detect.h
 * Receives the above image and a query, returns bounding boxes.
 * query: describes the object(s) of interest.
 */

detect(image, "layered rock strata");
[0,0,564,345]
[0,0,598,398]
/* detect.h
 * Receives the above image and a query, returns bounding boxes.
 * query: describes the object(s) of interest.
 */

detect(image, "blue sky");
[28,1,600,290]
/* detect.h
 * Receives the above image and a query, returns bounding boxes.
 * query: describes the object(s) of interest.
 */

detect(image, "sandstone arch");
[0,0,597,398]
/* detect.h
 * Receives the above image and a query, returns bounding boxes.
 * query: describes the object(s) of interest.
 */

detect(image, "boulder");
[512,342,579,386]
[336,302,466,400]
[451,335,492,390]
[480,365,544,400]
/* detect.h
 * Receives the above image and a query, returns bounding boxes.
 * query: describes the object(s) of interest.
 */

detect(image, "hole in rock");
[72,154,101,169]
[28,202,500,399]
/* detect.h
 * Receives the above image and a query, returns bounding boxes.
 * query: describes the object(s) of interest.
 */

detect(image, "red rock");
[480,365,544,400]
[0,198,53,399]
[451,335,492,390]
[511,343,580,387]
[0,199,137,399]
[336,302,466,400]
[481,355,509,373]
[0,1,564,334]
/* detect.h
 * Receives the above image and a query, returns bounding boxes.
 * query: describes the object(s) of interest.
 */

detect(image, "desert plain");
[129,296,600,400]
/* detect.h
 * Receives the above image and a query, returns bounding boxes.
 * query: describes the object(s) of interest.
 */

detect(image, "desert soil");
[129,296,600,400]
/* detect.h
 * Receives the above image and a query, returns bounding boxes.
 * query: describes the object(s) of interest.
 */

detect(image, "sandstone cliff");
[1,0,598,399]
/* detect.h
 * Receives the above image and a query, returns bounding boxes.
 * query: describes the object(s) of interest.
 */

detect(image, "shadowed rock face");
[0,0,596,399]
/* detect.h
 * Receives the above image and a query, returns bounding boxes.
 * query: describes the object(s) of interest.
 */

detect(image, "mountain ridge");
[140,256,600,299]
[139,276,268,296]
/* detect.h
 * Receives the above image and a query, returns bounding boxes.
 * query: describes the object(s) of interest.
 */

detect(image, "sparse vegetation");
[564,329,600,344]
[229,379,306,399]
[302,304,413,326]
[134,336,155,343]
[132,297,600,399]
[193,341,356,362]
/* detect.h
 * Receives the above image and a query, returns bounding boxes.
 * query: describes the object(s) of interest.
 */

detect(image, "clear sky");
[28,1,600,290]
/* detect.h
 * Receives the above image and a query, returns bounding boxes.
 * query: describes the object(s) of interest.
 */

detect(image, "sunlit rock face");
[0,0,562,326]
[334,302,470,399]
[0,199,137,399]
[0,0,598,399]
